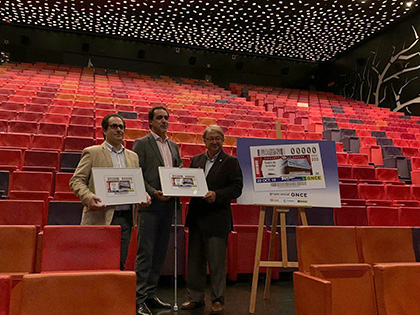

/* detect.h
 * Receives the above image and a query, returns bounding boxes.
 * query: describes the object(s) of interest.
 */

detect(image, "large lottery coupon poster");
[237,138,340,207]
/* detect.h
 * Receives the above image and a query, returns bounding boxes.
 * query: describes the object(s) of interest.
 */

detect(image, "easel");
[249,205,309,314]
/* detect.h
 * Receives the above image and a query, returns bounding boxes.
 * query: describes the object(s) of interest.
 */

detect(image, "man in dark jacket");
[181,125,243,315]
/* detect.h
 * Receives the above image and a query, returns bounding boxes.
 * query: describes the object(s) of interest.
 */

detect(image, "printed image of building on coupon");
[106,176,136,196]
[171,175,197,188]
[250,143,326,192]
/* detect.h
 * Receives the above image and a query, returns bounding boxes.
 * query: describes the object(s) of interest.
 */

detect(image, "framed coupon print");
[158,167,208,197]
[92,167,148,206]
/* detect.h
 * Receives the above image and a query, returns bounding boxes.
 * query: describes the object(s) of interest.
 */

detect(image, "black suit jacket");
[132,133,182,211]
[186,150,243,238]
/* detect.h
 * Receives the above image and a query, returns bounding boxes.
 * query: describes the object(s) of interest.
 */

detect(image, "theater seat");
[22,150,59,172]
[47,201,83,225]
[334,206,368,226]
[294,272,332,315]
[31,135,64,151]
[0,225,37,273]
[374,263,420,315]
[18,271,136,315]
[0,275,11,315]
[366,206,399,226]
[309,264,377,315]
[0,200,44,226]
[0,149,22,172]
[53,173,80,201]
[40,225,121,272]
[356,227,415,264]
[296,226,360,273]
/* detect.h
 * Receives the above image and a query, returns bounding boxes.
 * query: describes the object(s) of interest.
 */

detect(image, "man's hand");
[203,191,216,203]
[139,193,152,207]
[89,195,106,211]
[153,190,170,201]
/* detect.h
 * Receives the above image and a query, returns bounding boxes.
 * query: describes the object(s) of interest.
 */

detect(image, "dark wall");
[326,11,420,114]
[0,23,320,91]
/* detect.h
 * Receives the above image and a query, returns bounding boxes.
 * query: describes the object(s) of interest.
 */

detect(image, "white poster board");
[237,138,341,207]
[92,167,148,206]
[159,167,208,197]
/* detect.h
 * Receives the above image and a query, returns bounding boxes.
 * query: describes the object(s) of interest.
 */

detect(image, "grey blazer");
[132,133,182,207]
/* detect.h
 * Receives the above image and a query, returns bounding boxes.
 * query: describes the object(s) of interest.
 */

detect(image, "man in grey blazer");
[132,106,182,315]
[70,113,148,271]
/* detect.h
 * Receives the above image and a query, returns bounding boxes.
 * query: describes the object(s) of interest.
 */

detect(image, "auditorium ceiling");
[1,0,419,62]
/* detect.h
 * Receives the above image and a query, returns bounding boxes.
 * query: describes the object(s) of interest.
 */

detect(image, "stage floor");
[155,273,295,315]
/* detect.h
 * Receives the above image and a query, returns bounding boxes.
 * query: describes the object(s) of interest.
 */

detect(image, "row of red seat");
[293,226,420,314]
[0,224,136,315]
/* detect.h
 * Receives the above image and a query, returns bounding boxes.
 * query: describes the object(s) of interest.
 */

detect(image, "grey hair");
[203,125,225,140]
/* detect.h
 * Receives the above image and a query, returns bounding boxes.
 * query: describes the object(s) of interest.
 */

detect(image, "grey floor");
[154,273,295,315]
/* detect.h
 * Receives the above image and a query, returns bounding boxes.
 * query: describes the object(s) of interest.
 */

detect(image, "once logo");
[291,192,307,198]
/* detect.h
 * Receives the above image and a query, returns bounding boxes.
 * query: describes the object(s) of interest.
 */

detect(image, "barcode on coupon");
[270,182,307,187]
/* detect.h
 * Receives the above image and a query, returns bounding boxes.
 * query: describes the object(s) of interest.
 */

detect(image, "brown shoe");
[210,301,224,314]
[181,300,205,310]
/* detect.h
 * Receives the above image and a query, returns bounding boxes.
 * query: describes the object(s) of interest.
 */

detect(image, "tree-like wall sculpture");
[341,26,420,114]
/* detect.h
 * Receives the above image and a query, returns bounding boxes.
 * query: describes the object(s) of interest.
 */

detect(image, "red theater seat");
[228,127,248,137]
[18,272,136,315]
[336,152,348,165]
[0,133,31,150]
[228,225,269,281]
[231,204,260,225]
[67,125,95,138]
[44,113,70,124]
[358,183,390,205]
[63,137,95,152]
[366,206,399,226]
[248,129,268,138]
[398,207,420,226]
[8,121,38,134]
[171,132,197,144]
[337,165,352,180]
[69,115,95,126]
[0,275,11,315]
[53,172,80,201]
[40,225,121,272]
[347,153,369,166]
[17,111,44,122]
[31,134,64,151]
[180,144,205,157]
[22,150,59,172]
[0,200,44,226]
[356,227,415,263]
[373,263,420,315]
[0,225,37,273]
[352,166,376,180]
[305,132,323,140]
[186,124,207,133]
[0,148,22,172]
[334,206,368,226]
[375,168,399,183]
[25,103,49,113]
[384,184,412,204]
[9,171,53,210]
[339,182,358,199]
[38,122,67,136]
[296,226,360,273]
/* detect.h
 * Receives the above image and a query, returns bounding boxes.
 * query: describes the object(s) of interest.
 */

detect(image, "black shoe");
[137,303,152,315]
[181,300,205,310]
[145,296,172,309]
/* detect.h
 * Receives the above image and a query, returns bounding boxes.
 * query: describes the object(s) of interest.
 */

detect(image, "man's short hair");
[101,113,126,139]
[148,106,169,129]
[203,125,225,140]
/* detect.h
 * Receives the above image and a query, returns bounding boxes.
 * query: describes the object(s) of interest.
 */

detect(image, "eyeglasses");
[109,124,125,130]
[205,137,223,142]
